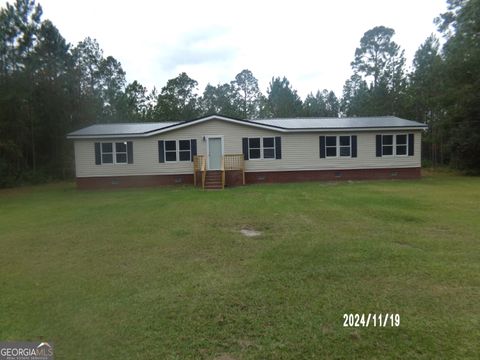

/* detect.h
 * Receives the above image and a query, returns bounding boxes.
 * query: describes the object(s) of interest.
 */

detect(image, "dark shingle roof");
[67,122,179,137]
[67,115,427,139]
[251,116,427,129]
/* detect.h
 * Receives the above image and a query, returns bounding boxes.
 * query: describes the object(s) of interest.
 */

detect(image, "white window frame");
[395,134,408,157]
[325,136,337,158]
[164,139,192,163]
[338,135,352,157]
[100,141,128,165]
[114,142,128,164]
[248,137,262,160]
[178,139,192,162]
[262,137,276,159]
[164,140,177,163]
[381,134,409,157]
[100,142,113,164]
[381,134,394,157]
[325,135,352,159]
[248,136,276,160]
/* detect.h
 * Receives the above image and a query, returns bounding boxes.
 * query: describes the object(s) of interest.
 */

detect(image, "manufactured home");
[67,115,427,189]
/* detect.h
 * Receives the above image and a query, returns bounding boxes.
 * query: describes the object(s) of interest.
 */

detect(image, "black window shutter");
[351,135,357,158]
[191,139,197,161]
[376,135,382,157]
[95,142,101,165]
[242,138,249,160]
[275,136,282,159]
[127,141,133,164]
[158,140,165,163]
[319,136,326,158]
[408,133,414,156]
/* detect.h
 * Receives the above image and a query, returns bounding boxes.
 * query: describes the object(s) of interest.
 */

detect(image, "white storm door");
[207,137,223,170]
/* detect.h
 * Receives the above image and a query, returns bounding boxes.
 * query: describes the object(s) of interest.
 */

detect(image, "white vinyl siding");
[73,118,422,177]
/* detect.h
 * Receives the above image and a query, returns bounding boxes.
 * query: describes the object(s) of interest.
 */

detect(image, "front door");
[208,137,223,170]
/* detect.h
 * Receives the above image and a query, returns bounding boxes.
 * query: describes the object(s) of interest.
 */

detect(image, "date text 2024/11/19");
[343,313,400,327]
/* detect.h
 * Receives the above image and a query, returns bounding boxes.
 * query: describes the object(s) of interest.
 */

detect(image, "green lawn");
[0,172,479,359]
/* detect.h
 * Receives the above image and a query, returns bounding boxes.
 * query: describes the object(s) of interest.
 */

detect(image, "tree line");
[0,0,478,186]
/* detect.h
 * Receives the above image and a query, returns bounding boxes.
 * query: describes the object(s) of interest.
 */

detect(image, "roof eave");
[66,115,287,139]
[285,126,428,132]
[67,125,427,139]
[66,133,148,139]
[66,115,428,139]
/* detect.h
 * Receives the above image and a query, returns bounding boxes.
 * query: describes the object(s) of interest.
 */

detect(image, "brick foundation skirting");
[242,167,421,186]
[76,174,194,189]
[76,167,421,189]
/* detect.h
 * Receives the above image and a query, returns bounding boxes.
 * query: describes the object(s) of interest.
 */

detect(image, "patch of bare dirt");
[240,228,262,237]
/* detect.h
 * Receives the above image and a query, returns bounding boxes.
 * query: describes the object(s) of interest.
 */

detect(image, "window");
[339,136,351,157]
[381,134,408,156]
[95,141,132,165]
[263,137,275,159]
[101,143,113,164]
[159,139,196,163]
[249,138,261,159]
[248,137,278,159]
[325,136,337,157]
[243,137,281,160]
[377,134,414,157]
[382,135,394,156]
[165,140,177,162]
[163,140,193,162]
[99,142,130,164]
[320,135,354,158]
[179,140,191,161]
[327,136,352,157]
[396,135,407,155]
[115,142,127,163]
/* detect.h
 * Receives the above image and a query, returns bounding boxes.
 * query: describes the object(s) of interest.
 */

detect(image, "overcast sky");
[2,0,447,98]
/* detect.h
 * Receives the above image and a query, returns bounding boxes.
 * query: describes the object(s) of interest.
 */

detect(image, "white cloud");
[0,0,447,98]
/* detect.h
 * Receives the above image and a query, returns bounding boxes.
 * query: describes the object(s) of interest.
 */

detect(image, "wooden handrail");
[201,156,206,190]
[223,154,245,185]
[193,155,199,186]
[221,156,225,189]
[195,154,244,189]
[193,155,207,189]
